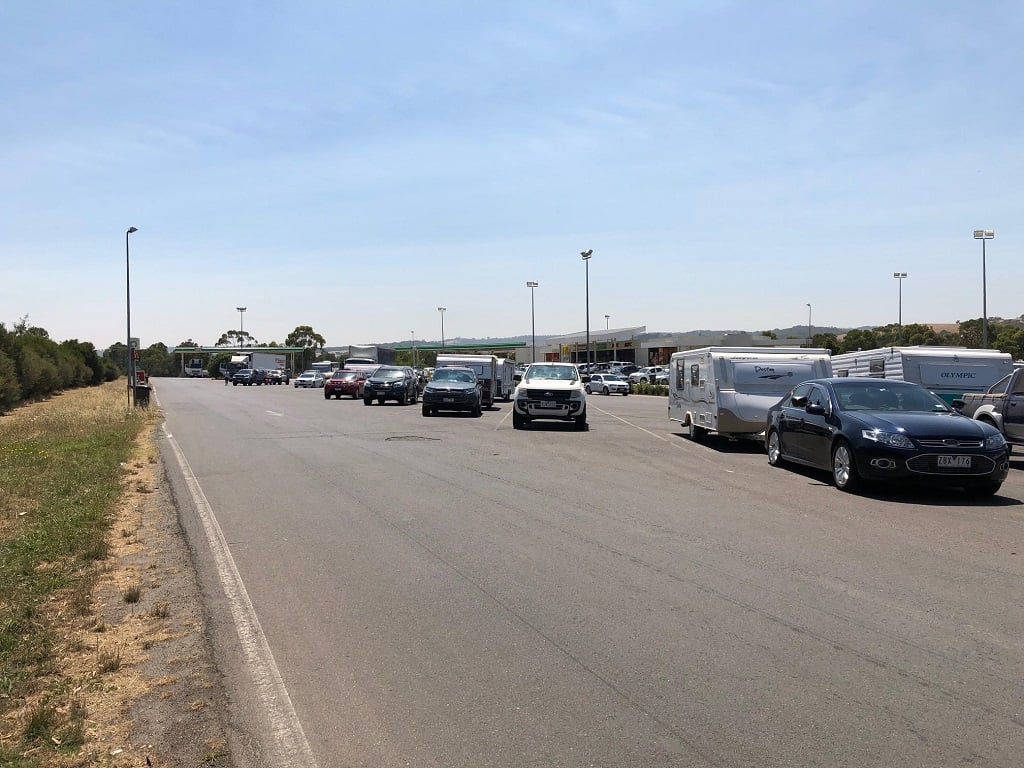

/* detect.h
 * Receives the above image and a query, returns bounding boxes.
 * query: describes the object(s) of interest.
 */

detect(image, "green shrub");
[0,351,18,413]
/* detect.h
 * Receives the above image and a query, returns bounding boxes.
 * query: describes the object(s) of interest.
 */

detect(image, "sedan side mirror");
[805,403,826,415]
[581,375,591,383]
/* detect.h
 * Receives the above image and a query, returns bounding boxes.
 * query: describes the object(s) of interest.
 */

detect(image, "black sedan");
[765,378,1009,496]
[422,367,482,417]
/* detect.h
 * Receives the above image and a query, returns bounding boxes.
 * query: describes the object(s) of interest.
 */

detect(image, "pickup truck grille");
[524,389,572,402]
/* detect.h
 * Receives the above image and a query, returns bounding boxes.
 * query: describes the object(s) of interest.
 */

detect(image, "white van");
[669,347,833,441]
[829,346,1014,404]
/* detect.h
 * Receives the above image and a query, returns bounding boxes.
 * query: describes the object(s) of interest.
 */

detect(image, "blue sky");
[2,1,1021,350]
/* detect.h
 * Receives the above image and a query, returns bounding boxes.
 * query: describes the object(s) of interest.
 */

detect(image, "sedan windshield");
[834,381,949,412]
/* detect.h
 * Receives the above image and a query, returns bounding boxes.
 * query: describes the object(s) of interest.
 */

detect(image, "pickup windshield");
[527,365,579,382]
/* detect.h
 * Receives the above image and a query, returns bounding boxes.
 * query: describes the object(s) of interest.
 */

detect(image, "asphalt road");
[156,378,1024,768]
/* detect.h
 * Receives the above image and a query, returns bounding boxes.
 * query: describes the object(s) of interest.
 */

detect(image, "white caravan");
[496,358,516,401]
[436,354,499,407]
[829,346,1014,404]
[669,347,833,441]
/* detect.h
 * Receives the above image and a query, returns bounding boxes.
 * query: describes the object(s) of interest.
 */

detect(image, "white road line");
[266,410,284,417]
[164,427,319,768]
[588,403,731,469]
[589,404,673,443]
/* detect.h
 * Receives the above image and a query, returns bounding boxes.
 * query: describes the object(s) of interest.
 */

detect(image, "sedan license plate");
[443,397,455,403]
[938,455,971,468]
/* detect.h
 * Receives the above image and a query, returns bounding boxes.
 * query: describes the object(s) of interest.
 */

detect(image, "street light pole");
[437,307,446,349]
[973,229,994,347]
[581,249,593,367]
[236,307,246,349]
[526,281,539,363]
[806,303,812,346]
[605,314,610,330]
[126,226,138,407]
[893,272,907,344]
[411,331,416,369]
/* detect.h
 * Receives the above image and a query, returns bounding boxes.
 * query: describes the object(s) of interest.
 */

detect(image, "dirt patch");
[2,409,231,767]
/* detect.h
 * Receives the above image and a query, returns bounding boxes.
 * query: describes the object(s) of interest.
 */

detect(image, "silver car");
[585,373,630,396]
[293,370,325,388]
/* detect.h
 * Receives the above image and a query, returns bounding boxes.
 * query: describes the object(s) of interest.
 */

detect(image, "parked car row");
[229,367,291,385]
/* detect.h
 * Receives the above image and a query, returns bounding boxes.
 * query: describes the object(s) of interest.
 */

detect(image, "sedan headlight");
[862,429,915,449]
[985,432,1008,450]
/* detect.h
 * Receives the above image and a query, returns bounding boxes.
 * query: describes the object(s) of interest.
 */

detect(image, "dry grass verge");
[0,382,229,767]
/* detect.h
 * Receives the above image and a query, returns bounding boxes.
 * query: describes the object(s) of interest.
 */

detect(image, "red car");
[324,370,368,399]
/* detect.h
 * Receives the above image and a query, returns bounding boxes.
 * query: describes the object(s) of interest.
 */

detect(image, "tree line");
[0,318,121,414]
[810,317,1024,358]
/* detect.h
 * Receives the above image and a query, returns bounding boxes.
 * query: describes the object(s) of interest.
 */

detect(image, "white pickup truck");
[512,362,588,430]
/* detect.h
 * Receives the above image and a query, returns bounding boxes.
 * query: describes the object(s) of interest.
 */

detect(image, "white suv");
[513,363,587,430]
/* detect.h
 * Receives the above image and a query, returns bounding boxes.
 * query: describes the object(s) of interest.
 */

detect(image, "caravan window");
[731,361,822,395]
[868,359,885,378]
[690,364,700,387]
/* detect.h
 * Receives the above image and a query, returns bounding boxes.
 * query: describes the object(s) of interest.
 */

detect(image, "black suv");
[231,368,266,386]
[363,366,418,405]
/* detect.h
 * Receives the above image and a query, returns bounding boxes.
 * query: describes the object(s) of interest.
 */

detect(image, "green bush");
[0,351,18,413]
[631,382,668,396]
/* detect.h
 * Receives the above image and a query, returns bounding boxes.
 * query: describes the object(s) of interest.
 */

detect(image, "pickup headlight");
[862,429,915,449]
[570,388,584,401]
[985,432,1007,450]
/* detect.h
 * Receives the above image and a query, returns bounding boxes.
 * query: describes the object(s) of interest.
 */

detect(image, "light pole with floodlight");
[806,303,812,345]
[581,249,592,367]
[893,272,907,344]
[411,331,416,369]
[126,226,138,407]
[526,281,539,363]
[973,229,994,347]
[236,307,246,349]
[438,307,446,349]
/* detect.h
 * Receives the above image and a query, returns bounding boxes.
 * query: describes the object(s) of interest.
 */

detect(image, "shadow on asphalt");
[668,432,765,454]
[514,421,589,432]
[764,459,1022,507]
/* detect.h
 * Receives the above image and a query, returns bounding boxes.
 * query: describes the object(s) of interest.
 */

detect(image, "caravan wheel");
[687,420,707,441]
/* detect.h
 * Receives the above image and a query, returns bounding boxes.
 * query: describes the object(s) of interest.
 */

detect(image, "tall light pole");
[411,331,416,369]
[806,303,812,346]
[236,307,246,349]
[893,272,907,344]
[974,229,994,347]
[126,226,138,407]
[605,314,610,330]
[437,307,446,349]
[526,281,539,363]
[581,249,593,367]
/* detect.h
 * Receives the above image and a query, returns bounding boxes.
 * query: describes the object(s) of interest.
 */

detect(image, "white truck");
[829,346,1014,404]
[183,357,207,377]
[436,354,499,407]
[346,345,397,365]
[669,347,833,441]
[512,362,588,429]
